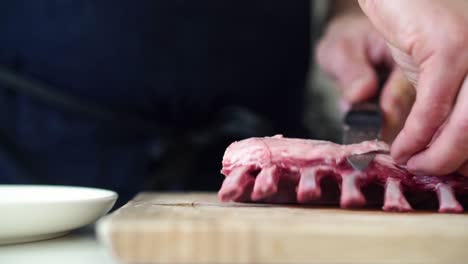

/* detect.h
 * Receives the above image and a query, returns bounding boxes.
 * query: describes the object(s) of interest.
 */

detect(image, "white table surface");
[0,225,117,264]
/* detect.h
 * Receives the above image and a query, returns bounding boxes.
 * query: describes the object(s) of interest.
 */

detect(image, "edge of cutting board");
[96,192,468,264]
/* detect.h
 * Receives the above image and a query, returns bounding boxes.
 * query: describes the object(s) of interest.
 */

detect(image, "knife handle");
[344,65,390,127]
[344,104,382,127]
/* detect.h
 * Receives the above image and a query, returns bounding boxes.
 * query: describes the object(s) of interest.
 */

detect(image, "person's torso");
[0,1,312,201]
[0,0,311,125]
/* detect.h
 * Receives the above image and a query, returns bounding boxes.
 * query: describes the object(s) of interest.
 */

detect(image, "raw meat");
[218,135,468,213]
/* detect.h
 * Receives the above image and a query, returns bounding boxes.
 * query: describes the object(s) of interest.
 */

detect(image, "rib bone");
[436,183,463,213]
[340,171,366,208]
[382,177,413,212]
[297,167,324,202]
[251,165,280,201]
[218,166,253,202]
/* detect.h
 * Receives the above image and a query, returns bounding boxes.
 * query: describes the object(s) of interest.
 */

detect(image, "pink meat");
[218,135,468,213]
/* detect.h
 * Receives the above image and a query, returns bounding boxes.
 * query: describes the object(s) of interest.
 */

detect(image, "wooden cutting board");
[97,192,468,264]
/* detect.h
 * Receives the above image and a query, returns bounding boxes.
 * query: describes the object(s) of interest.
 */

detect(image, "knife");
[343,67,389,170]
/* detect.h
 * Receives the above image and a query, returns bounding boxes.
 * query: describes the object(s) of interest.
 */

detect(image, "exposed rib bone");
[251,165,280,201]
[297,167,325,202]
[382,177,412,212]
[218,166,253,202]
[436,183,463,213]
[340,171,366,208]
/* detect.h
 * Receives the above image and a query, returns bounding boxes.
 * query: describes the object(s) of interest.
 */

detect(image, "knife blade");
[343,67,389,170]
[343,104,382,170]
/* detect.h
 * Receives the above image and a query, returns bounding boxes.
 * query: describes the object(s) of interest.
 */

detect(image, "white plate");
[0,185,117,245]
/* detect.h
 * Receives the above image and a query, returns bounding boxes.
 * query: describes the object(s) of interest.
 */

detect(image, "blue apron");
[0,0,311,205]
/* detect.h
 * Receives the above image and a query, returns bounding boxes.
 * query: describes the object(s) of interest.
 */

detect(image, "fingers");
[359,0,468,176]
[406,75,468,175]
[379,69,415,143]
[315,15,391,103]
[316,36,377,103]
[391,56,465,164]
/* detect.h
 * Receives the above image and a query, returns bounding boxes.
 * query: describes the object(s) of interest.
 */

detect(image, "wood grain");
[97,192,468,264]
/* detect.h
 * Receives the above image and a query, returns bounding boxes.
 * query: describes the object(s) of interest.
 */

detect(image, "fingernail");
[347,77,372,101]
[350,78,368,90]
[406,158,425,175]
[390,145,410,164]
[392,151,412,165]
[392,154,409,165]
[351,77,368,89]
[408,169,427,176]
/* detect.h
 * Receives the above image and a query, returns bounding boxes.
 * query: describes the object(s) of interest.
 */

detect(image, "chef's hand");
[358,0,468,176]
[316,13,415,143]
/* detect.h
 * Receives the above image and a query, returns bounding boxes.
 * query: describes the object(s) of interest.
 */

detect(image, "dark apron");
[0,0,311,205]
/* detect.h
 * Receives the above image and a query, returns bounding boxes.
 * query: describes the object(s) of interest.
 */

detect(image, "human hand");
[358,0,468,176]
[316,13,415,143]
